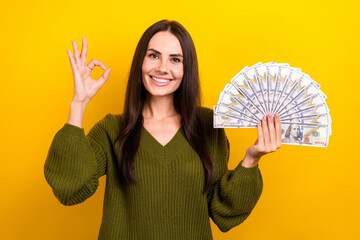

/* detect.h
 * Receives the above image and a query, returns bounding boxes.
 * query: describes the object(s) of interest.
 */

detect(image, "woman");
[44,20,282,239]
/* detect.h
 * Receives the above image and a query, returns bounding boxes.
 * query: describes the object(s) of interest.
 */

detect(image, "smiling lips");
[150,75,173,86]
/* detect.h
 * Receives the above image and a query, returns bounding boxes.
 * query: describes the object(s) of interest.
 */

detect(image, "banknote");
[213,113,258,128]
[214,62,332,147]
[272,68,305,113]
[255,63,289,114]
[243,65,269,114]
[214,105,258,125]
[223,83,265,120]
[280,122,329,147]
[217,91,261,122]
[231,69,267,116]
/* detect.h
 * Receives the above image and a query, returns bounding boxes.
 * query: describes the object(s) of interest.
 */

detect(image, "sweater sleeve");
[206,115,263,232]
[44,114,112,206]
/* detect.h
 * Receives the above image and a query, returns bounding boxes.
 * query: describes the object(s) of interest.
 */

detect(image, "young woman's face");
[142,31,184,98]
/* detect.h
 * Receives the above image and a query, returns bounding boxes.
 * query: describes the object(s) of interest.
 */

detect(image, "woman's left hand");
[241,113,282,168]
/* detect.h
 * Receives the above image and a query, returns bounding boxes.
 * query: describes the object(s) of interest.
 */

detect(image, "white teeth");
[151,76,170,83]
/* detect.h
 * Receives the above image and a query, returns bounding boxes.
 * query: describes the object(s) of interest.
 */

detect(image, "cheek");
[142,60,150,74]
[174,66,184,79]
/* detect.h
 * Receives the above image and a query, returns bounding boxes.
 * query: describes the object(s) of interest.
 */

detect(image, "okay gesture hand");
[66,36,112,105]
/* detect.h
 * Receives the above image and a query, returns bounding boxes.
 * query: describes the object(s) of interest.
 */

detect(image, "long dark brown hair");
[115,20,214,194]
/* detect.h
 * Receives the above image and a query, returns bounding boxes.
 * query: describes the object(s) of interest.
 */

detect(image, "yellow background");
[1,0,359,239]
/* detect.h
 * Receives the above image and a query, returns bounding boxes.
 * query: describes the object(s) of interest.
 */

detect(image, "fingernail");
[275,113,279,119]
[262,116,266,121]
[268,113,272,118]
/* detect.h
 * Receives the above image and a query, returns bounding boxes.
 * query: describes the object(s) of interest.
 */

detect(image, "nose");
[155,58,169,73]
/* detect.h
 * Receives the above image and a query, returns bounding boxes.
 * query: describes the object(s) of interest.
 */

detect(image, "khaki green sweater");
[44,107,263,240]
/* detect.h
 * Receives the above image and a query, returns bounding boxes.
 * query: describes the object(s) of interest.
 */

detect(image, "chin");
[147,90,176,98]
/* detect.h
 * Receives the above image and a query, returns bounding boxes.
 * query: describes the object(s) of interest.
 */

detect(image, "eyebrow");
[147,48,183,57]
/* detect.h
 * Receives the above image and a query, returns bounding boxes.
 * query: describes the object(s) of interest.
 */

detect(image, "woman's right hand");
[66,36,112,105]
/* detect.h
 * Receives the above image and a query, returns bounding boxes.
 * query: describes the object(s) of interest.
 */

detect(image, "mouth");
[150,75,172,86]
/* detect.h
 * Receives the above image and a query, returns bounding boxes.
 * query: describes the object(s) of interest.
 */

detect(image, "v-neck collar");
[139,126,189,165]
[142,126,182,148]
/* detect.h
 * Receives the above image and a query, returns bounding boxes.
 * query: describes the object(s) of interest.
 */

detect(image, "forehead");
[148,31,183,54]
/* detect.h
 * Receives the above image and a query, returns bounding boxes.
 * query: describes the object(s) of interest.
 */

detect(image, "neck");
[142,94,178,120]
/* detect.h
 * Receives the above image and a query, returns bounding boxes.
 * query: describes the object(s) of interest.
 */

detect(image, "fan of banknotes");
[214,62,331,147]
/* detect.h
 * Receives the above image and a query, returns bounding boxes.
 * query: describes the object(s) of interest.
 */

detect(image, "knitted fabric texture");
[44,107,263,240]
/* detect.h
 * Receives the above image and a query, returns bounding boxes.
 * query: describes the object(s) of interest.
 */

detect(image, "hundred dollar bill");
[217,91,261,122]
[276,74,326,114]
[242,65,269,113]
[272,67,304,113]
[254,64,271,113]
[234,64,266,110]
[267,64,281,114]
[214,62,331,146]
[230,68,267,116]
[223,83,264,120]
[280,96,332,136]
[281,109,332,136]
[279,92,331,127]
[281,103,328,120]
[278,93,321,117]
[281,122,329,147]
[214,104,259,125]
[281,113,331,129]
[214,113,258,128]
[257,63,289,114]
[271,66,290,115]
[277,83,325,116]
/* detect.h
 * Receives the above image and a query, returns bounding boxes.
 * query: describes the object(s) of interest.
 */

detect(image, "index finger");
[81,36,87,66]
[87,59,107,71]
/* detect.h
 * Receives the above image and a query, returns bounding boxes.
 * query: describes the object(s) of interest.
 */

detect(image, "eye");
[171,57,182,63]
[149,53,158,59]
